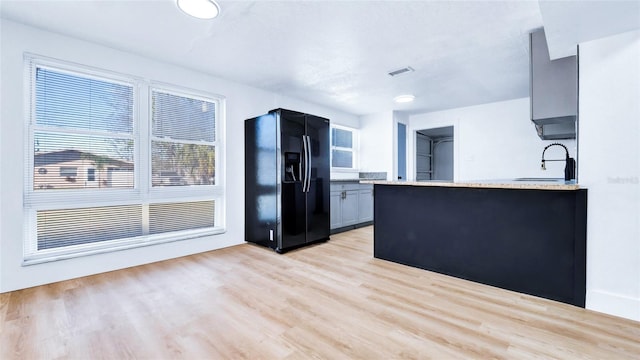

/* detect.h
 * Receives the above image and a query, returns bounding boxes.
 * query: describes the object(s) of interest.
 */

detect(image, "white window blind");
[149,201,215,234]
[25,58,225,264]
[147,88,218,243]
[37,205,143,250]
[151,89,216,187]
[33,67,134,190]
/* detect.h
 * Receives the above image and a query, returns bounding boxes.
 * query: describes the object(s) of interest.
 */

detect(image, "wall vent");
[388,66,415,77]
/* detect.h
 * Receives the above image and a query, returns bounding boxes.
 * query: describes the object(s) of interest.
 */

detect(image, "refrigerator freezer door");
[280,112,307,250]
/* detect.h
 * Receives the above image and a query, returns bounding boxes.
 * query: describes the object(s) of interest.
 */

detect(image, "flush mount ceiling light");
[393,94,415,103]
[177,0,220,19]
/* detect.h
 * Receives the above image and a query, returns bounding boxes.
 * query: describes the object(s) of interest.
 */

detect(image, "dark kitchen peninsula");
[368,180,587,307]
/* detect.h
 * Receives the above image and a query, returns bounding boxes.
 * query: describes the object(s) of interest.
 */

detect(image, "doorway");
[397,123,407,181]
[415,126,454,181]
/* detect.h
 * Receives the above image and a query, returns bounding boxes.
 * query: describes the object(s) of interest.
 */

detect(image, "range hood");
[530,29,578,140]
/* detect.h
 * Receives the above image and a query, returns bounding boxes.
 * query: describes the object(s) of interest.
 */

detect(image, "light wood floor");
[1,226,639,359]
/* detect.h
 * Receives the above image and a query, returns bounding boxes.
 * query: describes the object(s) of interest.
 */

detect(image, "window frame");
[147,84,222,199]
[23,55,226,265]
[330,124,358,171]
[25,58,139,206]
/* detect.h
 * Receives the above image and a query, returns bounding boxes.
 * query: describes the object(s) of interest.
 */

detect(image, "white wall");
[352,111,409,181]
[579,29,640,321]
[0,20,358,292]
[408,98,576,181]
[273,93,359,129]
[359,111,394,180]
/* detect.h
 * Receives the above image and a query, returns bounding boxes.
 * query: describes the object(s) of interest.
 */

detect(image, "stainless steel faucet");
[541,143,576,181]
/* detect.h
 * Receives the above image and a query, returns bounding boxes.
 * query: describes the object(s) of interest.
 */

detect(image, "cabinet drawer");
[330,182,360,192]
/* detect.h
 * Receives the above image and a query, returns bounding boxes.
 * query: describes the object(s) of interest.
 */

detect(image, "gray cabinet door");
[330,183,372,230]
[341,190,359,226]
[530,29,578,120]
[330,191,342,229]
[358,189,373,222]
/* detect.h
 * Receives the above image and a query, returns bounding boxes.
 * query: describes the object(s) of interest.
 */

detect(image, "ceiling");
[539,0,640,59]
[1,1,638,117]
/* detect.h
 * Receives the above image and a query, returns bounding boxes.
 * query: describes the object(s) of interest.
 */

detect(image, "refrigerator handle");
[307,135,311,192]
[302,135,309,192]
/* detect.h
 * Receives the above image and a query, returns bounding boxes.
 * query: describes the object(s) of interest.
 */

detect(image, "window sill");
[22,227,226,266]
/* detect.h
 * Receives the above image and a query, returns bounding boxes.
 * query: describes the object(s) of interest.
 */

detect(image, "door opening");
[397,123,407,181]
[415,126,453,181]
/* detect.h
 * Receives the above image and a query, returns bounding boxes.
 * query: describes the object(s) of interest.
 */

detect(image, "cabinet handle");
[341,191,346,199]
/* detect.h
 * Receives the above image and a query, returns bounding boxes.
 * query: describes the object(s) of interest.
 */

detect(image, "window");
[331,125,357,169]
[60,167,78,177]
[151,89,216,187]
[32,66,134,191]
[24,57,225,264]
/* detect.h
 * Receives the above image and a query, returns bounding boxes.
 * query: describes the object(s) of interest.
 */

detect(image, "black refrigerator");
[245,109,330,253]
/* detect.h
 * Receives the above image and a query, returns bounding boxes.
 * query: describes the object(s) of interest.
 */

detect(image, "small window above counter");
[331,125,358,170]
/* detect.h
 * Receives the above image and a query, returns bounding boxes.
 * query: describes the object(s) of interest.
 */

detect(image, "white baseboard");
[586,289,640,321]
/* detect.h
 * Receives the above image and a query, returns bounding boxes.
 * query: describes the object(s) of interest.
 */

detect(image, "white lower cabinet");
[330,182,373,231]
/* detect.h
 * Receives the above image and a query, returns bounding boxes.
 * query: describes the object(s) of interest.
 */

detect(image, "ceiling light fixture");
[177,0,220,19]
[394,94,415,103]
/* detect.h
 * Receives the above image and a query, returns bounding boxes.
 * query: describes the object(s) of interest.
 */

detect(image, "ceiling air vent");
[388,66,415,77]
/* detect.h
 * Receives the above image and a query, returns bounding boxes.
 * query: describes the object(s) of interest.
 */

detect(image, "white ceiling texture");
[1,0,639,116]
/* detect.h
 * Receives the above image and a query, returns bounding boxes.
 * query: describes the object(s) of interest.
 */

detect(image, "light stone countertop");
[330,179,364,183]
[360,179,581,191]
[331,178,385,183]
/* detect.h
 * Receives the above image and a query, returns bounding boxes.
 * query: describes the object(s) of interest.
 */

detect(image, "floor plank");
[1,226,638,359]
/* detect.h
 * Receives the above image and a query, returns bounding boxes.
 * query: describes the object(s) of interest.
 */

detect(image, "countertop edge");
[331,179,385,183]
[360,180,581,191]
